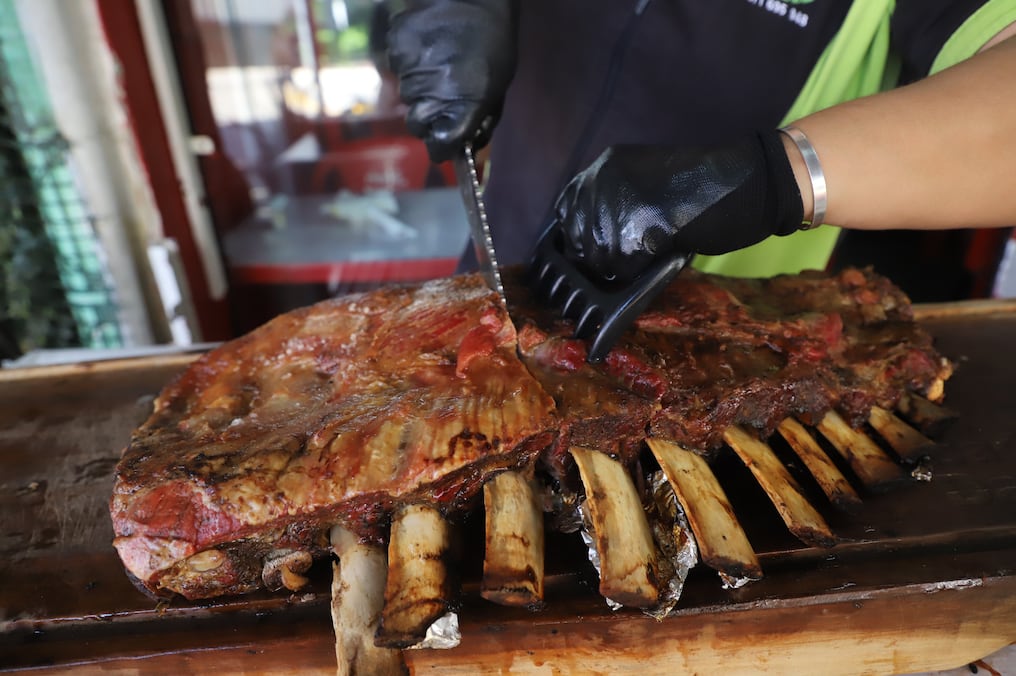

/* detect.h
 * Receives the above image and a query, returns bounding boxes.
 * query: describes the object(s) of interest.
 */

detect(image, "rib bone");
[896,392,958,438]
[481,470,545,608]
[647,438,762,581]
[377,503,453,648]
[570,446,661,609]
[815,410,908,491]
[329,525,406,676]
[868,406,935,462]
[777,418,862,512]
[723,426,837,547]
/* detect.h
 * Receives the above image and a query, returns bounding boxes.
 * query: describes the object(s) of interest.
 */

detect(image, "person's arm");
[552,27,1016,286]
[786,29,1016,231]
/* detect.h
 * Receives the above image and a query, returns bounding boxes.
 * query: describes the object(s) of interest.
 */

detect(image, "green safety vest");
[693,0,1016,278]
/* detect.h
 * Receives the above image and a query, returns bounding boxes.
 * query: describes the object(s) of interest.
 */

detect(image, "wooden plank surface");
[2,309,1016,673]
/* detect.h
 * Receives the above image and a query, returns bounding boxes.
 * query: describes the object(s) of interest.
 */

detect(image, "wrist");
[780,133,813,222]
[668,132,804,254]
[778,126,826,228]
[757,130,805,237]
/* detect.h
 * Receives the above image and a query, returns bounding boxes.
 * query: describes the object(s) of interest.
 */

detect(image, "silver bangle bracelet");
[779,126,827,230]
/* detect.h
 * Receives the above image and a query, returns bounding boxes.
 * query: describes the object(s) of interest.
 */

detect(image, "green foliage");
[317,25,369,64]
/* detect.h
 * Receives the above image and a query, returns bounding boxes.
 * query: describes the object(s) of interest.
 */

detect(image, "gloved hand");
[387,0,517,163]
[554,130,806,285]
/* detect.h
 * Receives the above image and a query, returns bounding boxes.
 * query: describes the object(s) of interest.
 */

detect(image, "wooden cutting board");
[2,305,1016,674]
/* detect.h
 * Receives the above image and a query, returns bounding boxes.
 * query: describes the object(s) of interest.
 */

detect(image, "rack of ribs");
[110,266,954,671]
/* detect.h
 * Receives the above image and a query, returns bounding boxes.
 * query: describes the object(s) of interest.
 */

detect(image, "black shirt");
[478,0,1002,269]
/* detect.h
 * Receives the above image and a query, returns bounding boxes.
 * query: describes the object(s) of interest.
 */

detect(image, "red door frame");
[94,0,232,341]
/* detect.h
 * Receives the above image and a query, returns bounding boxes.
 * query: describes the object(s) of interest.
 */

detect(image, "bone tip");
[480,588,545,610]
[830,492,865,514]
[799,529,841,549]
[703,556,764,583]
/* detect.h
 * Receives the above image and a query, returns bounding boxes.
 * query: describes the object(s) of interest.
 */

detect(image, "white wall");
[12,0,213,345]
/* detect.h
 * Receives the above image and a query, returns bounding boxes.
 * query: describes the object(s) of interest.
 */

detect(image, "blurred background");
[0,0,1013,365]
[1,0,468,365]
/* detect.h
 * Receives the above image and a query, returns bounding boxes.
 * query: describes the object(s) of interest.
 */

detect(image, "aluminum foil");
[719,572,754,590]
[407,612,460,650]
[577,501,622,611]
[576,471,699,617]
[643,471,699,619]
[911,457,934,482]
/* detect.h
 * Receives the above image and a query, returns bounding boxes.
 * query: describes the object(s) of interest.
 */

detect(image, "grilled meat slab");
[111,276,556,599]
[111,267,950,600]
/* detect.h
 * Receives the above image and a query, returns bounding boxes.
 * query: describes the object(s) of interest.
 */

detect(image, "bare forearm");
[784,34,1016,231]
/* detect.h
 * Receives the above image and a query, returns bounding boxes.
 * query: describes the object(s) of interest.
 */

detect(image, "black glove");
[387,0,517,163]
[554,130,805,285]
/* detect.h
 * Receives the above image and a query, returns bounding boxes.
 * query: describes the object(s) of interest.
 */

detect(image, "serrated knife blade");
[454,141,505,303]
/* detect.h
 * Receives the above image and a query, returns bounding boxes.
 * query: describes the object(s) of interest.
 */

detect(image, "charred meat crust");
[111,276,557,599]
[512,266,950,461]
[111,267,951,600]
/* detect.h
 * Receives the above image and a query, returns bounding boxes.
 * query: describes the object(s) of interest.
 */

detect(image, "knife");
[454,141,506,303]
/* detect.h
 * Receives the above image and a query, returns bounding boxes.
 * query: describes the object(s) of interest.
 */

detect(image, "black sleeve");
[891,0,994,84]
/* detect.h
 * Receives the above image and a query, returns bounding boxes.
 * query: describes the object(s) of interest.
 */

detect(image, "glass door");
[162,0,468,332]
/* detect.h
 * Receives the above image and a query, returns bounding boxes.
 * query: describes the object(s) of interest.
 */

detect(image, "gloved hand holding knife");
[388,0,518,302]
[388,0,811,358]
[387,0,518,164]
